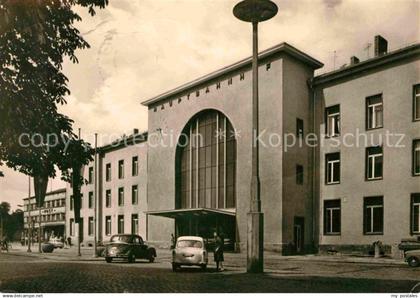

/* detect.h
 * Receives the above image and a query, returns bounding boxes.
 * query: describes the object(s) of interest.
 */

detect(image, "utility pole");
[77,127,82,257]
[27,176,32,252]
[233,0,278,273]
[93,133,98,257]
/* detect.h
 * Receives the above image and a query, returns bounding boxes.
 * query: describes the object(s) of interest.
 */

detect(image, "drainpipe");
[307,78,317,253]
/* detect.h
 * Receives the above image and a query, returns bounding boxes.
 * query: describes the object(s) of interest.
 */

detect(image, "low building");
[23,188,66,242]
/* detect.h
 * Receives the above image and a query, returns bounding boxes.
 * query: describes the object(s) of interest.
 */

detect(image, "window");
[106,163,111,181]
[80,194,83,209]
[296,164,304,185]
[118,187,124,206]
[105,190,111,208]
[364,196,384,234]
[411,193,420,234]
[413,140,420,176]
[176,110,236,210]
[88,166,94,184]
[118,160,124,179]
[118,215,124,234]
[105,216,112,236]
[132,185,138,205]
[88,217,94,236]
[296,118,304,138]
[325,152,340,184]
[131,214,138,234]
[414,84,420,121]
[366,94,383,129]
[88,191,93,209]
[132,156,139,176]
[70,218,75,236]
[366,146,383,180]
[324,199,341,235]
[325,105,340,137]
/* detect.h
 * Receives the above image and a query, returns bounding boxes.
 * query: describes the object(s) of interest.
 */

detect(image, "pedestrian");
[67,236,72,247]
[170,233,176,249]
[213,232,224,271]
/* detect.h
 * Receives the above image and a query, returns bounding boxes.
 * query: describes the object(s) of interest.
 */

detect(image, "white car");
[48,238,64,249]
[172,236,208,271]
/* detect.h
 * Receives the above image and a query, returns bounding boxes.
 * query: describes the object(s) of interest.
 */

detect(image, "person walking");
[170,233,176,249]
[213,232,224,271]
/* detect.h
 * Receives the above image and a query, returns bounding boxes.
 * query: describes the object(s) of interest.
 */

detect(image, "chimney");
[350,56,360,65]
[133,128,139,135]
[374,35,388,57]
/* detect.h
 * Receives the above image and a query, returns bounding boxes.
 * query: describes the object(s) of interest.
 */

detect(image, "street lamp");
[233,0,278,273]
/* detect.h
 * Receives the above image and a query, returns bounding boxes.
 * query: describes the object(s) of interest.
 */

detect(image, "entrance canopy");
[145,208,235,219]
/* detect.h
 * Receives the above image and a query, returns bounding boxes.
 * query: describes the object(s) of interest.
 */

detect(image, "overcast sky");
[1,0,419,211]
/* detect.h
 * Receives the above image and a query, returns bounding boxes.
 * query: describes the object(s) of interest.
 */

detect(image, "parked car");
[172,236,208,271]
[41,242,55,253]
[405,249,420,267]
[48,237,64,249]
[104,234,156,263]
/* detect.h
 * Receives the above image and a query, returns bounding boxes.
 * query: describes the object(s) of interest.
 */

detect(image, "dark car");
[105,234,157,263]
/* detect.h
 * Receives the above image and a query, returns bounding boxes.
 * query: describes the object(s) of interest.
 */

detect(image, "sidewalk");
[4,242,406,266]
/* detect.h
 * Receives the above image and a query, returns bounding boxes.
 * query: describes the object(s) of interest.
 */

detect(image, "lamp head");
[233,0,278,23]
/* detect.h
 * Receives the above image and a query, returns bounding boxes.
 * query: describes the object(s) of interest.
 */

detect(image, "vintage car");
[105,234,156,263]
[405,249,420,267]
[48,237,64,249]
[172,236,208,271]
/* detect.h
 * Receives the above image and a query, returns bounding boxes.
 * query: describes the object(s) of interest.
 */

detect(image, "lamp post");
[233,0,278,273]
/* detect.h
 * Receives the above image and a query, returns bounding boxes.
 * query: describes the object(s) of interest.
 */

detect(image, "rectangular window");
[366,146,383,180]
[88,191,93,209]
[88,166,94,184]
[325,105,340,137]
[118,215,124,234]
[413,140,420,176]
[70,218,75,236]
[325,152,340,184]
[118,160,124,179]
[132,185,138,205]
[296,118,304,138]
[132,156,139,176]
[364,196,384,234]
[296,164,304,185]
[366,94,383,129]
[88,217,94,236]
[105,216,112,236]
[80,194,83,209]
[131,214,139,234]
[414,84,420,121]
[105,189,111,208]
[118,187,124,206]
[411,193,420,234]
[324,199,341,235]
[106,163,111,181]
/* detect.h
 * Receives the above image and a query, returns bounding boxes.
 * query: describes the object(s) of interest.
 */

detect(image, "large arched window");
[176,110,236,210]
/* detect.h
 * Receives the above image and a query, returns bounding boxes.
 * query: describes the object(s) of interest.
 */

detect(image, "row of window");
[25,198,66,211]
[105,156,139,182]
[325,84,420,138]
[69,185,140,210]
[324,193,420,235]
[324,140,420,184]
[24,213,65,223]
[69,214,139,236]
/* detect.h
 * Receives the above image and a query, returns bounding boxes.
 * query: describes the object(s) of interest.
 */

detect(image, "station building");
[24,35,420,256]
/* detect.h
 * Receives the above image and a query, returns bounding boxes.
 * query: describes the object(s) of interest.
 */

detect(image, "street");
[0,249,418,293]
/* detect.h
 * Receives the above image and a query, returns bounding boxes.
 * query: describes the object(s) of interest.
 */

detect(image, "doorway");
[293,216,304,254]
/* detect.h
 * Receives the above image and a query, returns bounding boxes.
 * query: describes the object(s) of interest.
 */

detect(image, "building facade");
[25,35,420,256]
[23,188,66,241]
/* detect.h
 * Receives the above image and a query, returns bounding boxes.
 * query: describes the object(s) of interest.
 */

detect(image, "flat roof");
[98,131,148,154]
[314,43,420,86]
[23,188,66,201]
[145,208,236,218]
[141,42,323,107]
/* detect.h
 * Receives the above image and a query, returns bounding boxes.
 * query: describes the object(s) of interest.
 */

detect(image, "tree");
[0,201,11,239]
[0,0,107,250]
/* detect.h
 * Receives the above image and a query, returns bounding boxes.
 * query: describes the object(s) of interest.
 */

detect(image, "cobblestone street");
[0,247,418,293]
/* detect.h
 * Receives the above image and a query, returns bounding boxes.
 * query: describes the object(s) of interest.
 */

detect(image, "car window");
[110,235,131,243]
[177,240,202,248]
[133,237,140,244]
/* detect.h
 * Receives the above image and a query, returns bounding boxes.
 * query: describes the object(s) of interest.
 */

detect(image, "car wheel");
[172,263,179,272]
[200,264,207,271]
[105,257,112,263]
[128,253,136,263]
[148,254,155,263]
[408,256,420,267]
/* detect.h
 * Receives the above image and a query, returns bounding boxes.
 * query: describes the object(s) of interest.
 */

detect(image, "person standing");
[170,233,176,249]
[213,232,224,271]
